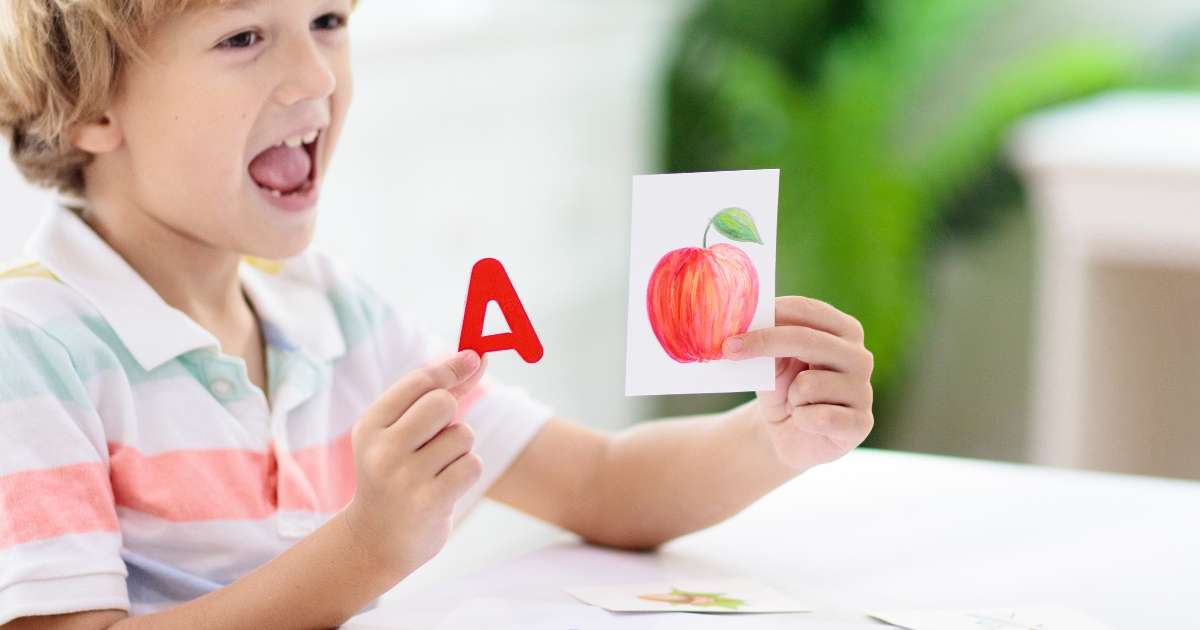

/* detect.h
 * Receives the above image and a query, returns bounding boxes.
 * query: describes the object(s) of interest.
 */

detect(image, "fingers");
[390,388,461,452]
[436,451,484,494]
[774,296,865,343]
[788,403,874,444]
[415,421,476,476]
[359,350,482,433]
[724,325,873,376]
[787,369,872,411]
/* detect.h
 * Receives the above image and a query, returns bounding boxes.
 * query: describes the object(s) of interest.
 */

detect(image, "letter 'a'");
[458,258,544,363]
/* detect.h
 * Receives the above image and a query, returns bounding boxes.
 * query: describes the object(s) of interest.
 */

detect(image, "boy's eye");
[312,13,346,31]
[219,30,260,48]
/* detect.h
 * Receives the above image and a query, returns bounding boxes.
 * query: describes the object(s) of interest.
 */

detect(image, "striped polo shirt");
[0,204,553,623]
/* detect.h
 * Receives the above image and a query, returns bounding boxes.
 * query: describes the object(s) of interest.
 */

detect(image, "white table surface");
[346,448,1200,629]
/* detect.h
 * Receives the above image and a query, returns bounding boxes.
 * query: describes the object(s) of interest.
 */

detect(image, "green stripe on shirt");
[0,319,92,407]
[327,277,393,351]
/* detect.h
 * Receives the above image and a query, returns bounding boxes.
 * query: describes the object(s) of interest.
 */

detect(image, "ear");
[72,112,123,154]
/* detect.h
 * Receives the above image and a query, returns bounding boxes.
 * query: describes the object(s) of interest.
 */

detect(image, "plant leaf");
[710,208,763,244]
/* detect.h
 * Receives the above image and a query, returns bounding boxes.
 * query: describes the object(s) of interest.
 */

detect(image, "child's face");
[88,0,353,259]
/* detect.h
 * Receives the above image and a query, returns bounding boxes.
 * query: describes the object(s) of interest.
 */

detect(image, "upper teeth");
[283,131,319,148]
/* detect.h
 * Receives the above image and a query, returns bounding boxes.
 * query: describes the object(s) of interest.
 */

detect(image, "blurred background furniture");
[350,449,1200,630]
[655,0,1200,466]
[1012,93,1200,480]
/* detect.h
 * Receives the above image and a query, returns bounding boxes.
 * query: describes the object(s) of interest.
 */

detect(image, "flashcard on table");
[625,170,778,396]
[430,598,619,629]
[427,597,855,630]
[869,605,1116,630]
[566,578,807,614]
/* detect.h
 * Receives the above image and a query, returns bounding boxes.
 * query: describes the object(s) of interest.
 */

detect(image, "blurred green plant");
[667,0,1147,427]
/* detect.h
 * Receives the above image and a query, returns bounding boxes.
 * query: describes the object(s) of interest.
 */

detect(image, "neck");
[82,197,250,338]
[88,205,243,316]
[78,164,269,392]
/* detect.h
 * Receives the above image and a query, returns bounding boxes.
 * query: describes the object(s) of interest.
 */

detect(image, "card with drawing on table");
[566,577,808,614]
[625,169,779,397]
[869,605,1117,630]
[426,597,865,629]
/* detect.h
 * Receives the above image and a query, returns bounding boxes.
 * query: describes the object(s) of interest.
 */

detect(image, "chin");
[231,212,317,261]
[251,227,317,261]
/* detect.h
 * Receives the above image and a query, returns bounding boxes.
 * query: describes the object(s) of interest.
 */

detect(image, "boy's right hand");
[344,350,486,577]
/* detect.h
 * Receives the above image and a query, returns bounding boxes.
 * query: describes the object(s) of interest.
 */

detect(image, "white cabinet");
[1012,92,1200,478]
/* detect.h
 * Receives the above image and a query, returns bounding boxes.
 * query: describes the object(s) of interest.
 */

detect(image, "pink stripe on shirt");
[108,436,363,522]
[104,382,493,524]
[109,443,277,521]
[0,462,120,549]
[288,431,355,513]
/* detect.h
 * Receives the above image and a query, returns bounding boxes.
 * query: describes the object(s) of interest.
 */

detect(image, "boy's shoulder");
[0,256,99,326]
[0,258,58,282]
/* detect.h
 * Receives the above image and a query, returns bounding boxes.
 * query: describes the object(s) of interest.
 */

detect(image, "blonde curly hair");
[0,0,235,195]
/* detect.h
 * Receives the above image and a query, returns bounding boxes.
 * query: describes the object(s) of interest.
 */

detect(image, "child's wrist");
[338,500,409,583]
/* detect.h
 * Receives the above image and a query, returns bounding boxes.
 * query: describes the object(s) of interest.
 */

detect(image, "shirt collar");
[239,260,345,363]
[26,203,345,371]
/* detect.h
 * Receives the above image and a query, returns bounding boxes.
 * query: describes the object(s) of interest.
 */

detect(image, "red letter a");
[458,258,544,363]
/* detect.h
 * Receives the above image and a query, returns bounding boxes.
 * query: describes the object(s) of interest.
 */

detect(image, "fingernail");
[725,337,743,353]
[459,350,480,371]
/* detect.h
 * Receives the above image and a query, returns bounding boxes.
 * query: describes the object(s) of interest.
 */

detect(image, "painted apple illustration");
[647,207,762,363]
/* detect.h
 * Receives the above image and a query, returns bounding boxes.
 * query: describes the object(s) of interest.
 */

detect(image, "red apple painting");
[625,169,778,396]
[646,208,762,363]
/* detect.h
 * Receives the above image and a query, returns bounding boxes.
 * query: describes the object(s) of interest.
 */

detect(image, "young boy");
[0,0,874,628]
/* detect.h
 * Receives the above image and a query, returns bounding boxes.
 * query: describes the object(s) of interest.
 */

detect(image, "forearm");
[14,511,400,630]
[488,297,873,552]
[580,402,800,548]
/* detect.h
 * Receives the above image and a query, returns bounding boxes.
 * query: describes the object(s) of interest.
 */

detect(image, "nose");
[273,29,337,107]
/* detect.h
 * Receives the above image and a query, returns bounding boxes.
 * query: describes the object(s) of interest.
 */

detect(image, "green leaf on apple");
[709,208,763,245]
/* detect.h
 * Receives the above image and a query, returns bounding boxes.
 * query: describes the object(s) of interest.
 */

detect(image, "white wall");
[0,153,50,262]
[318,0,688,429]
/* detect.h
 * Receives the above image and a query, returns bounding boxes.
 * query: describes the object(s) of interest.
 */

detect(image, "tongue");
[249,145,311,193]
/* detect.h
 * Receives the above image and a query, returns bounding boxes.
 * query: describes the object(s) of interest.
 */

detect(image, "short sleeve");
[448,380,554,523]
[0,308,129,624]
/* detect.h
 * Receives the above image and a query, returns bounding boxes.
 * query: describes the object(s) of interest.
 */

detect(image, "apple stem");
[702,218,714,249]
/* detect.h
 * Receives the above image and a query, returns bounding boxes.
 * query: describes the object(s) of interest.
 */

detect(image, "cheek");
[188,105,257,186]
[322,67,354,169]
[141,127,246,206]
[120,75,253,194]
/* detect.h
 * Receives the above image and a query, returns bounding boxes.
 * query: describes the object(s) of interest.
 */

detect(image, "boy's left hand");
[722,296,874,470]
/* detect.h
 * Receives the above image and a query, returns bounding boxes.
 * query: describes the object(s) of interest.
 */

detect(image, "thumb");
[448,353,487,400]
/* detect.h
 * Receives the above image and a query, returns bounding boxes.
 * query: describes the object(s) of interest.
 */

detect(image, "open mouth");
[248,131,320,198]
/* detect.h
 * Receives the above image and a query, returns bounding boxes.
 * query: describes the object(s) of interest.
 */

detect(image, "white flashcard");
[430,598,619,629]
[566,578,807,614]
[869,605,1117,630]
[427,597,864,630]
[625,169,778,396]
